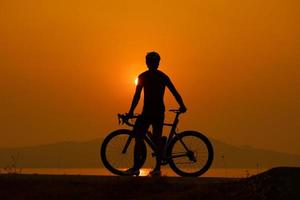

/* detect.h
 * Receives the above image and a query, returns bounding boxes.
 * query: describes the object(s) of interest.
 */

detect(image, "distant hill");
[0,137,299,169]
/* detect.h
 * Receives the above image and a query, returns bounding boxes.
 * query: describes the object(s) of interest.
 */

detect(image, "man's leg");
[132,115,150,170]
[151,113,164,172]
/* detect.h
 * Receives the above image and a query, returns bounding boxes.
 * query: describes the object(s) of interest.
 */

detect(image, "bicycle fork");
[122,135,134,154]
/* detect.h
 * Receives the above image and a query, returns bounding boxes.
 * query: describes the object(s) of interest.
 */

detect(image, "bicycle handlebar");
[117,114,138,127]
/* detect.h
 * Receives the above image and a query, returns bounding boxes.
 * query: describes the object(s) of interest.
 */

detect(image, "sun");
[134,77,138,86]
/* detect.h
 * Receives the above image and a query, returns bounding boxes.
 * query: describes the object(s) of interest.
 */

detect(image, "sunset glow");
[0,0,299,155]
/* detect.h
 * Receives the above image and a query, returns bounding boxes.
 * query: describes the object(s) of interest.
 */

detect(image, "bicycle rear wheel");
[100,129,147,176]
[167,131,214,177]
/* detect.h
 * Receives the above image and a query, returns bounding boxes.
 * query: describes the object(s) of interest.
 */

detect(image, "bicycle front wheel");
[100,129,147,176]
[167,131,214,177]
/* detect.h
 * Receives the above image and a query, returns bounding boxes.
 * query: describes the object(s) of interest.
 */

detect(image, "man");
[126,51,187,176]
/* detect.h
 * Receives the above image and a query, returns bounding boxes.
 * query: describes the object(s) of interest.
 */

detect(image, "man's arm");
[128,84,143,116]
[166,78,187,112]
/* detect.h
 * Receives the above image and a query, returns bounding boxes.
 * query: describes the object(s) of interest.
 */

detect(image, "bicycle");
[100,109,214,177]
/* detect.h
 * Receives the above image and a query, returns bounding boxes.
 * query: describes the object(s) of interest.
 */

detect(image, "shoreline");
[0,167,268,178]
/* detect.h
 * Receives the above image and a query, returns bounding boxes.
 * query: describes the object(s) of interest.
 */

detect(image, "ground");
[0,167,299,200]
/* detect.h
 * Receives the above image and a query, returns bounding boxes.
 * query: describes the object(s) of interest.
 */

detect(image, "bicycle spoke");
[170,153,188,159]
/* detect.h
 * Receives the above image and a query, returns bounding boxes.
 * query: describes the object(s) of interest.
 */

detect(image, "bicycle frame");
[121,110,190,160]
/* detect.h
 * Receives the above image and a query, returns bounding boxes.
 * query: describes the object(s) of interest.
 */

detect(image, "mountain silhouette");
[0,138,299,169]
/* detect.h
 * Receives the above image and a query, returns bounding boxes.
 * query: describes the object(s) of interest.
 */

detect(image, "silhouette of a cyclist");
[125,51,187,176]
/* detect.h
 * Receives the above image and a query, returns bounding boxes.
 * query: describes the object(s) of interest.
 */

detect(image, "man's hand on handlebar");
[126,112,134,119]
[118,113,138,127]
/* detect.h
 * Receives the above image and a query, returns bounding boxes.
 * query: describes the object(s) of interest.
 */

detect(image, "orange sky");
[0,0,299,154]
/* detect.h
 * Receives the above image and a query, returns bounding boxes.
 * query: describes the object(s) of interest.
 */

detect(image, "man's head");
[146,51,160,70]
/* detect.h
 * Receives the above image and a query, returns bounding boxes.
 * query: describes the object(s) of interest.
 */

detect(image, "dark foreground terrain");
[0,167,299,200]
